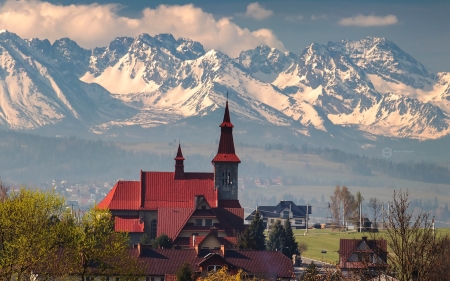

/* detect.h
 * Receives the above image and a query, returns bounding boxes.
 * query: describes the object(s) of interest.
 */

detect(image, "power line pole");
[306,203,309,233]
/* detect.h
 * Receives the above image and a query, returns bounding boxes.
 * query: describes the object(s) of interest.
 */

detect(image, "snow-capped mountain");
[1,30,450,142]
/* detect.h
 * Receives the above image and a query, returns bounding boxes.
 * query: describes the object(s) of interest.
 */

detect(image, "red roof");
[98,172,217,211]
[142,172,216,209]
[114,216,144,233]
[97,181,141,210]
[157,208,194,240]
[212,102,241,163]
[339,238,388,269]
[133,248,294,279]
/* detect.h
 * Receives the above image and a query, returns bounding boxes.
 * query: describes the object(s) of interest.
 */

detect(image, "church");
[98,101,245,248]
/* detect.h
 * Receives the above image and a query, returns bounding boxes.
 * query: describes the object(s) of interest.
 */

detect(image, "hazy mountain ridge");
[1,30,450,141]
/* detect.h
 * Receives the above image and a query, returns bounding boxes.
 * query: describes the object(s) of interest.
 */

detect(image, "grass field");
[295,228,450,263]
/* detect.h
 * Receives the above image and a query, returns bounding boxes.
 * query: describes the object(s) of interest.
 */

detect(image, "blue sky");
[1,0,449,72]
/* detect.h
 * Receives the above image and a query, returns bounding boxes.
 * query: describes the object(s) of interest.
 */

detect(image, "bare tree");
[368,197,382,230]
[384,190,443,281]
[0,177,8,202]
[330,186,357,229]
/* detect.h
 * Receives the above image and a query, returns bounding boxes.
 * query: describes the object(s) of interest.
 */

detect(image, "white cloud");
[244,2,273,20]
[311,14,328,21]
[339,14,398,27]
[285,15,304,22]
[0,0,285,57]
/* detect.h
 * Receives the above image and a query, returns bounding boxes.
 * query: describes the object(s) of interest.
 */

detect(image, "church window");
[150,219,157,239]
[222,169,231,186]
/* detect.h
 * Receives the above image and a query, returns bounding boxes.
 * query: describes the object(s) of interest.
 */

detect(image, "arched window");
[150,219,157,239]
[222,169,231,186]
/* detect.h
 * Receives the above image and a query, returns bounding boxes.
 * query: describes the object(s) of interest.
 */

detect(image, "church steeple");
[174,143,185,179]
[212,101,241,163]
[212,100,240,201]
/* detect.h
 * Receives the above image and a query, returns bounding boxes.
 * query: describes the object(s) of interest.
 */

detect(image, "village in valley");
[2,102,448,281]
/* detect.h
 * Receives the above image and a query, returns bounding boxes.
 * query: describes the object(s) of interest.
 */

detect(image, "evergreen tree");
[176,262,195,281]
[153,234,173,249]
[266,220,285,251]
[237,211,266,250]
[282,218,298,258]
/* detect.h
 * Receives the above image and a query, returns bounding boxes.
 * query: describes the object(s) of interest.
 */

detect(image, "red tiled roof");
[212,208,245,236]
[98,172,217,211]
[97,181,141,210]
[114,216,144,233]
[157,208,195,240]
[339,238,388,269]
[142,172,217,209]
[133,248,294,279]
[212,102,241,163]
[225,250,294,279]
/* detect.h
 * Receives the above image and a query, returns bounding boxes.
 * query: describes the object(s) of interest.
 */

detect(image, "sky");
[0,0,449,72]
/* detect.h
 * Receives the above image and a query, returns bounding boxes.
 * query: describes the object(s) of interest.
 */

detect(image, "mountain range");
[1,29,450,150]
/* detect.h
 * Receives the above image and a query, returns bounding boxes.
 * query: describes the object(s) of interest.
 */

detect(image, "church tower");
[212,101,241,200]
[174,143,185,179]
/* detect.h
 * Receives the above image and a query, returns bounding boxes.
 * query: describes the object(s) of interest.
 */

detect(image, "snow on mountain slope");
[5,31,450,140]
[0,30,134,129]
[236,45,297,83]
[328,37,435,89]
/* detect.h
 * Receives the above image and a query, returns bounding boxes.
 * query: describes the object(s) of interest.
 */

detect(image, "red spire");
[174,143,185,160]
[212,101,241,163]
[174,143,185,179]
[220,101,233,127]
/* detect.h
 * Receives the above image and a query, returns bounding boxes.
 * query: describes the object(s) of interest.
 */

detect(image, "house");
[98,102,245,247]
[245,201,311,229]
[134,234,294,281]
[338,237,388,277]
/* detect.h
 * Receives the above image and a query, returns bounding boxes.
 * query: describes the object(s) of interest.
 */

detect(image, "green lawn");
[295,228,450,263]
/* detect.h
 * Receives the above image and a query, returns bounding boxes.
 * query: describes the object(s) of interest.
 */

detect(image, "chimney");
[221,244,226,257]
[137,243,142,257]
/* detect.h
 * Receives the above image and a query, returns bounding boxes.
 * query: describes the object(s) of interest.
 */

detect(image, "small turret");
[174,143,185,179]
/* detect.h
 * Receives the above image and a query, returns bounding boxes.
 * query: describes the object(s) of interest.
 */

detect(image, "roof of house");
[133,248,294,278]
[339,238,388,269]
[98,171,217,211]
[114,216,144,233]
[157,208,195,240]
[245,201,311,220]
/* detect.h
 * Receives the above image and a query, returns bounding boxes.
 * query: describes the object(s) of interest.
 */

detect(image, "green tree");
[153,234,173,249]
[65,207,142,281]
[176,262,195,281]
[282,218,298,258]
[237,211,266,250]
[300,262,321,281]
[0,188,71,280]
[266,220,285,251]
[140,233,151,244]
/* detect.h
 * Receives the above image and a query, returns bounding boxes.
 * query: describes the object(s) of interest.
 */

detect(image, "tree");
[140,233,151,244]
[0,177,8,201]
[368,197,382,229]
[330,186,357,228]
[0,188,72,280]
[237,211,266,250]
[282,218,298,258]
[152,234,173,249]
[199,267,259,281]
[300,262,321,281]
[384,190,444,281]
[176,262,195,281]
[266,220,285,251]
[65,207,142,281]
